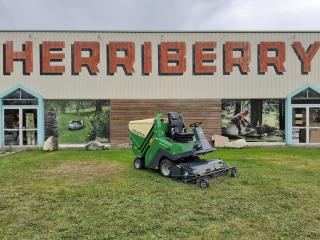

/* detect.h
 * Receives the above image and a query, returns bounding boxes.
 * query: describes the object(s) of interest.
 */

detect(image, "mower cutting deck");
[129,112,237,188]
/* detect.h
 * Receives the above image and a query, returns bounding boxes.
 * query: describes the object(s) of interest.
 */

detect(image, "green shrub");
[86,110,110,141]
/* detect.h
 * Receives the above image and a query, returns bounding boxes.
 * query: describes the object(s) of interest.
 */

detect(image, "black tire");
[198,178,209,189]
[133,158,144,169]
[231,168,237,177]
[159,159,173,177]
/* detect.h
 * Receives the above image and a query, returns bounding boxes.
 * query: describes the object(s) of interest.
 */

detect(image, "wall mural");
[221,99,285,142]
[44,100,110,144]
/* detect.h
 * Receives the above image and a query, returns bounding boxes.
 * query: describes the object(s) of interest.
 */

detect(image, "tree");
[95,100,103,112]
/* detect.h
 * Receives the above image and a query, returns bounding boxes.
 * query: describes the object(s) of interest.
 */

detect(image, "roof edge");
[0,30,320,33]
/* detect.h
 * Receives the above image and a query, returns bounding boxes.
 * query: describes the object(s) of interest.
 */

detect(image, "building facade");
[0,31,320,147]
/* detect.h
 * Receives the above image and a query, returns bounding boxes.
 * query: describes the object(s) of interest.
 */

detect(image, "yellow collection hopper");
[129,118,154,137]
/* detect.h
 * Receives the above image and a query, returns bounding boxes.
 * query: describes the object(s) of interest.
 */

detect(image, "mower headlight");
[194,143,202,150]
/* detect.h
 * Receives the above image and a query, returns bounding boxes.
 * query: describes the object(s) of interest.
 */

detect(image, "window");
[2,88,38,105]
[291,88,320,104]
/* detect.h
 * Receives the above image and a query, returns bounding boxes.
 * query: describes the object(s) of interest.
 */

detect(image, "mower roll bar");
[189,122,202,128]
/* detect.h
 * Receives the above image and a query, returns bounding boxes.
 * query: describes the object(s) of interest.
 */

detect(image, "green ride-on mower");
[128,112,237,188]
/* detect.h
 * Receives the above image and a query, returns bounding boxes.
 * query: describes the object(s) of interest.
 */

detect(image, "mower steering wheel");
[189,121,202,128]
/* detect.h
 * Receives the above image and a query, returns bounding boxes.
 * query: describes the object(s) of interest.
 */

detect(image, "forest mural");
[45,100,110,144]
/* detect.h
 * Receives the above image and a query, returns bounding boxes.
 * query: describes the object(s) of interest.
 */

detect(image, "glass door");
[309,107,320,143]
[292,108,307,143]
[292,106,320,144]
[3,107,38,146]
[3,109,20,146]
[22,109,38,146]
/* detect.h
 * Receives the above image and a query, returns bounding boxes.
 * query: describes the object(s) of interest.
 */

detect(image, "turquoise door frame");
[0,84,44,148]
[0,100,2,147]
[285,83,320,145]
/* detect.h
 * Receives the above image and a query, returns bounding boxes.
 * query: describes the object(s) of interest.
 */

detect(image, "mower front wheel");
[231,167,237,177]
[197,178,209,189]
[134,158,144,169]
[160,159,173,177]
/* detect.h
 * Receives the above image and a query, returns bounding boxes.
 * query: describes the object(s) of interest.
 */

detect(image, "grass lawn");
[0,148,319,239]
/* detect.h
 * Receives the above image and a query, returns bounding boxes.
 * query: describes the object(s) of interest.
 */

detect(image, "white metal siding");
[0,31,319,99]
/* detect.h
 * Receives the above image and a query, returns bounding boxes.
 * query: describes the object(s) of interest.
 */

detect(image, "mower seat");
[168,112,194,142]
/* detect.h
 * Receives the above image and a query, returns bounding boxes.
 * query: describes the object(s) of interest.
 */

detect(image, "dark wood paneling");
[110,99,221,145]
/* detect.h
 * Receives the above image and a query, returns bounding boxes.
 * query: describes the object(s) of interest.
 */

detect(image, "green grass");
[0,148,319,239]
[58,112,92,144]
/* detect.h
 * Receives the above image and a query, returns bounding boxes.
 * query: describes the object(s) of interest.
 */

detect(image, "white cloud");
[196,0,320,30]
[0,0,319,30]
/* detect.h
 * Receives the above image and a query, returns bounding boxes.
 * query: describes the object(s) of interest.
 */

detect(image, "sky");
[0,0,319,30]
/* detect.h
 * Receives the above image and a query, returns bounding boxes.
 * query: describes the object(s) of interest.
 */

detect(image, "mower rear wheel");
[134,158,144,169]
[231,167,237,177]
[160,159,173,177]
